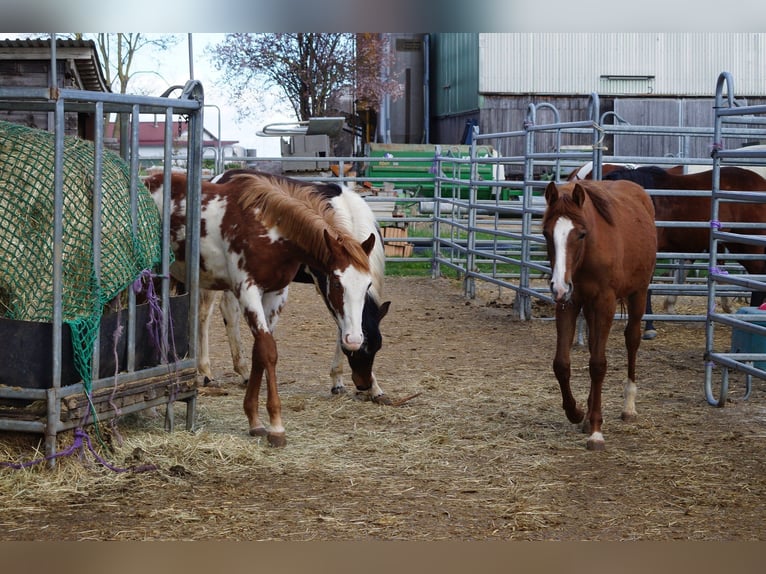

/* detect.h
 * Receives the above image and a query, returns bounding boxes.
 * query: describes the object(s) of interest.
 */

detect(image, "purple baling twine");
[0,428,156,473]
[709,141,724,154]
[132,269,182,402]
[108,306,125,446]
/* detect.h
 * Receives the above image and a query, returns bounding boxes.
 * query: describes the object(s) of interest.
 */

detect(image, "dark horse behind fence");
[198,169,391,404]
[604,165,766,338]
[542,179,656,450]
[143,171,377,447]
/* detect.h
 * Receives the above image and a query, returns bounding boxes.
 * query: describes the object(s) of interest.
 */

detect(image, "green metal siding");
[430,33,480,117]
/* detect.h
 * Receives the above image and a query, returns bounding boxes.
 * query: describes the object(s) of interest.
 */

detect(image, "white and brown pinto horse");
[199,169,391,403]
[542,179,656,450]
[143,171,376,447]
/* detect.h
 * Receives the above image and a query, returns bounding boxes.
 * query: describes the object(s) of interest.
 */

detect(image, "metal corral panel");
[480,33,766,97]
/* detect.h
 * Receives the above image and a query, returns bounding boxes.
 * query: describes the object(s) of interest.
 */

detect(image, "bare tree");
[208,33,401,123]
[72,33,180,95]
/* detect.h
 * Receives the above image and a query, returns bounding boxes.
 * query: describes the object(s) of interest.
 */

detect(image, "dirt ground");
[1,276,765,541]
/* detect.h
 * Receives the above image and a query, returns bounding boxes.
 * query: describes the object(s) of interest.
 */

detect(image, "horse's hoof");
[643,329,657,340]
[621,411,638,423]
[249,426,268,438]
[267,433,287,448]
[586,432,605,450]
[371,394,393,406]
[566,409,585,425]
[331,386,347,395]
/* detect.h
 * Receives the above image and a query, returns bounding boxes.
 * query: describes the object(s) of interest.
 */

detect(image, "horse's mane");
[232,173,371,272]
[547,183,616,227]
[584,185,616,226]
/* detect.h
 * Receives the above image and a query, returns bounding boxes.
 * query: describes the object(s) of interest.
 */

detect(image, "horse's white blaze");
[331,187,385,299]
[336,265,370,351]
[551,217,574,300]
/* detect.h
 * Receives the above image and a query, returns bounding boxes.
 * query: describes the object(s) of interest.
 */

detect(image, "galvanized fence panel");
[704,71,766,406]
[0,81,204,465]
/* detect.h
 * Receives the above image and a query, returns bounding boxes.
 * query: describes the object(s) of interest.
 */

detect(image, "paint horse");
[199,169,391,403]
[143,171,376,447]
[542,179,656,450]
[604,165,766,335]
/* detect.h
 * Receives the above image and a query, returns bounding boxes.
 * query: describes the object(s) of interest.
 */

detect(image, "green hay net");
[0,120,163,389]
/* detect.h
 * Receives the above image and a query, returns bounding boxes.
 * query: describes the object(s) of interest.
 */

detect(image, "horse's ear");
[572,183,587,207]
[544,181,559,205]
[323,229,337,251]
[361,232,376,255]
[378,301,391,322]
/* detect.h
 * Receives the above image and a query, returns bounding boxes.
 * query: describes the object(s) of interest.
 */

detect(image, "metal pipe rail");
[704,71,766,406]
[0,76,204,465]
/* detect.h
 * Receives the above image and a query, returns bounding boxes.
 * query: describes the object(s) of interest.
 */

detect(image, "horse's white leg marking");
[329,334,346,394]
[197,290,218,383]
[262,287,288,332]
[550,217,574,302]
[365,372,385,399]
[239,285,271,436]
[587,431,605,450]
[220,290,249,383]
[621,377,638,421]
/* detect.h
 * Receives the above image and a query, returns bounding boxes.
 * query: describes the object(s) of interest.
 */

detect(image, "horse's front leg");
[244,331,282,446]
[329,334,346,395]
[553,302,584,425]
[197,289,219,385]
[582,299,615,451]
[241,288,288,447]
[220,290,249,385]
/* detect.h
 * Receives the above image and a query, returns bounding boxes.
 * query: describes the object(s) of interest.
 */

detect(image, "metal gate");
[0,54,204,465]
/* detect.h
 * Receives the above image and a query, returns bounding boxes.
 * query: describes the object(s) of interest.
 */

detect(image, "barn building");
[379,33,766,171]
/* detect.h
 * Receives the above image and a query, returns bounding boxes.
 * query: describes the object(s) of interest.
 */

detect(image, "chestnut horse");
[542,179,656,450]
[604,165,766,335]
[199,169,391,403]
[143,172,376,447]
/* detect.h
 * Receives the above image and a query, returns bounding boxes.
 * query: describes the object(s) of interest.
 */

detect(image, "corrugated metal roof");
[479,33,766,97]
[0,38,110,93]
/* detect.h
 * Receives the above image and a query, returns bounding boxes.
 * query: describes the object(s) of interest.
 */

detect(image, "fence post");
[465,125,481,299]
[431,145,442,279]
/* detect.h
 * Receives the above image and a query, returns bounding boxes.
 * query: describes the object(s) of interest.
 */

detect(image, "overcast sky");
[130,33,289,158]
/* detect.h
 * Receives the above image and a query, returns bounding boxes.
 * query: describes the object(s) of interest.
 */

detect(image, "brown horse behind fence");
[604,165,766,332]
[542,179,656,450]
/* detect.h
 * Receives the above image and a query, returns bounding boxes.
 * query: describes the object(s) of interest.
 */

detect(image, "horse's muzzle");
[341,333,363,352]
[550,280,573,303]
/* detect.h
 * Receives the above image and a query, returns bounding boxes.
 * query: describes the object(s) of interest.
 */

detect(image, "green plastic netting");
[0,120,163,388]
